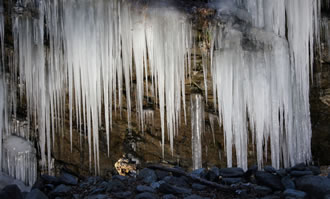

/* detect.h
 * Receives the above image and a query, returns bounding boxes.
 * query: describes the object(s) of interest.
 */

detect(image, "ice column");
[191,94,204,170]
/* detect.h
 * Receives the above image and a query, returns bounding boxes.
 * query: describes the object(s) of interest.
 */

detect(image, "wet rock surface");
[1,163,329,199]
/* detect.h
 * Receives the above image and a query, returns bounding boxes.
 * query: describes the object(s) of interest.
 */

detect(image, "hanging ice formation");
[210,0,319,169]
[8,0,320,174]
[2,136,37,187]
[191,94,204,170]
[12,0,192,173]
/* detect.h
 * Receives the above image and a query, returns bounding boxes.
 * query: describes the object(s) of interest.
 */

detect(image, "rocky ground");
[0,164,330,199]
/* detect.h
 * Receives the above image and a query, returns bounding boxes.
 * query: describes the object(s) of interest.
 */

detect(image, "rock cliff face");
[1,0,330,178]
[311,0,330,166]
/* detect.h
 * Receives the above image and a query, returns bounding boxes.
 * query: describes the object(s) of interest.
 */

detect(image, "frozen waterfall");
[0,0,321,175]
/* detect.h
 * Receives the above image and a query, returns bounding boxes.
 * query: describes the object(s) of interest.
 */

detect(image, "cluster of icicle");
[6,0,320,176]
[208,0,320,169]
[12,0,192,174]
[2,135,37,187]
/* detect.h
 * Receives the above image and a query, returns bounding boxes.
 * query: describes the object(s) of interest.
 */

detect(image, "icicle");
[210,0,319,169]
[191,94,204,170]
[2,135,37,187]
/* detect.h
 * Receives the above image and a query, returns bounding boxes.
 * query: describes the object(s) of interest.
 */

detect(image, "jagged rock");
[155,170,169,180]
[0,184,23,199]
[25,189,48,199]
[136,185,156,193]
[158,182,192,195]
[59,172,78,185]
[50,184,72,196]
[295,175,330,199]
[254,185,272,196]
[135,192,159,199]
[290,171,313,177]
[219,168,244,178]
[283,189,307,199]
[138,168,157,184]
[162,194,176,199]
[113,191,132,198]
[264,166,277,174]
[192,183,207,190]
[106,179,125,192]
[221,177,242,185]
[255,171,283,191]
[281,176,295,190]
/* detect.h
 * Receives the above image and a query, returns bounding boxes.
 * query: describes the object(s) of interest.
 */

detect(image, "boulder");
[290,171,313,177]
[190,168,207,179]
[113,191,132,198]
[59,172,78,185]
[136,185,156,193]
[281,176,295,189]
[0,184,23,199]
[50,184,72,195]
[184,194,209,199]
[255,171,283,191]
[106,179,125,192]
[87,194,108,199]
[138,168,157,184]
[254,185,272,196]
[25,189,48,199]
[162,194,176,199]
[283,189,306,199]
[295,175,330,199]
[135,192,159,199]
[158,182,192,195]
[155,170,169,180]
[191,183,206,190]
[221,177,242,185]
[219,168,244,178]
[264,166,277,174]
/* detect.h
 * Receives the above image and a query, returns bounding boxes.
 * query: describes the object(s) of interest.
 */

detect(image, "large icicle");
[191,94,204,170]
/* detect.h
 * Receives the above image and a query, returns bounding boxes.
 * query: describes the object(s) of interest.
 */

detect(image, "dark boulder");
[255,171,283,191]
[281,176,295,189]
[290,171,313,177]
[219,168,244,178]
[106,179,125,192]
[0,184,23,199]
[283,189,306,199]
[138,168,157,184]
[295,175,330,199]
[158,182,192,195]
[135,192,159,199]
[25,189,48,199]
